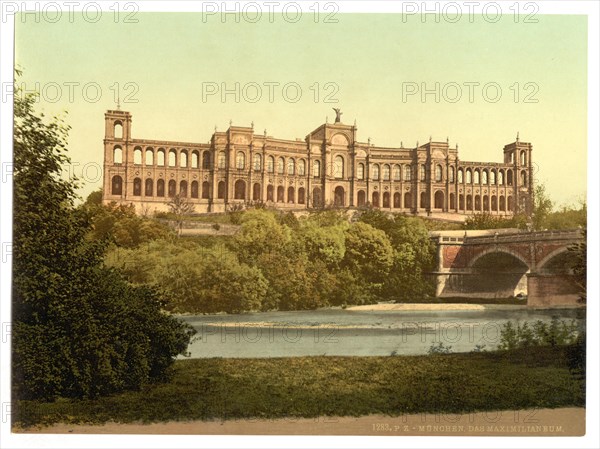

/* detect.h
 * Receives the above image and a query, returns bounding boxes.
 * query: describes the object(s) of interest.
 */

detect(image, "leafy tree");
[544,201,587,230]
[234,209,291,263]
[13,84,194,401]
[82,198,173,247]
[463,213,525,230]
[359,211,436,301]
[299,221,346,268]
[532,183,553,230]
[168,193,196,236]
[343,222,394,288]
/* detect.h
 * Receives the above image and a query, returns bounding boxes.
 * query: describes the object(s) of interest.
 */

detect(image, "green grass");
[14,346,583,428]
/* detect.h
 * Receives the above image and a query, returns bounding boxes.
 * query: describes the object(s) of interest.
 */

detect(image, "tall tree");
[167,193,196,236]
[13,81,194,401]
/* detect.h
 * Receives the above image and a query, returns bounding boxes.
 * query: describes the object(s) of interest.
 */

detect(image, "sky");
[14,9,588,207]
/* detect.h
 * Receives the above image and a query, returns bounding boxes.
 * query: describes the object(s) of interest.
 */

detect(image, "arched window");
[466,169,472,184]
[145,178,153,196]
[234,180,245,199]
[357,190,366,207]
[507,195,514,211]
[191,181,199,198]
[372,164,380,180]
[507,170,513,186]
[217,181,225,199]
[111,175,122,195]
[267,156,275,173]
[475,195,481,210]
[113,121,123,139]
[382,191,390,208]
[113,146,123,164]
[498,170,504,185]
[157,149,165,166]
[449,193,455,209]
[404,192,412,208]
[145,148,154,165]
[483,195,489,210]
[357,163,365,180]
[393,192,401,208]
[180,180,188,197]
[474,169,480,184]
[236,151,246,169]
[459,194,464,210]
[404,165,412,181]
[435,164,442,182]
[202,181,210,199]
[520,150,526,165]
[168,180,176,197]
[420,165,426,181]
[393,164,401,181]
[180,150,188,168]
[298,187,305,204]
[253,153,262,171]
[420,191,428,208]
[521,170,527,186]
[312,187,322,207]
[133,147,142,165]
[277,186,284,202]
[490,170,496,185]
[203,151,212,169]
[466,194,473,210]
[267,185,274,201]
[334,155,344,179]
[191,151,199,168]
[253,183,261,201]
[434,190,444,209]
[500,195,506,211]
[457,168,463,183]
[482,169,488,184]
[491,195,497,210]
[382,164,390,181]
[372,191,380,207]
[298,159,306,176]
[133,178,142,196]
[288,186,295,203]
[277,157,285,174]
[157,179,165,197]
[217,151,226,169]
[168,149,176,167]
[449,166,455,183]
[287,158,295,175]
[313,160,321,177]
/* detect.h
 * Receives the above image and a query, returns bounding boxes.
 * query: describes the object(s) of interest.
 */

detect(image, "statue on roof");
[332,108,343,123]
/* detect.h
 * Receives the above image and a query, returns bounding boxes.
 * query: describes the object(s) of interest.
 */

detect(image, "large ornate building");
[102,109,534,217]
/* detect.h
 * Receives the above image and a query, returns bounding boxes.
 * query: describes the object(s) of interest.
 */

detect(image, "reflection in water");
[179,307,585,359]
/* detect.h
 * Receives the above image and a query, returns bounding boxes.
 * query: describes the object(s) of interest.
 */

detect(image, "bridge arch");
[468,247,531,270]
[465,249,530,297]
[537,247,577,274]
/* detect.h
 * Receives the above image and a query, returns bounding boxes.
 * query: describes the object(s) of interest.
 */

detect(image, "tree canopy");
[13,85,194,401]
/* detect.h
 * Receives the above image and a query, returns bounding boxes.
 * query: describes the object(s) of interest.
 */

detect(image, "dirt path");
[17,408,584,436]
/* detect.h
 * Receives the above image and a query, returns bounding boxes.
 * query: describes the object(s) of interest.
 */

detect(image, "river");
[178,306,585,358]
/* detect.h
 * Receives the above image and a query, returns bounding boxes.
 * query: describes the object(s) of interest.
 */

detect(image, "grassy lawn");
[14,346,583,428]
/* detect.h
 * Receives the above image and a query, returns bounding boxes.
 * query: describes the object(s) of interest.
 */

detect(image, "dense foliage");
[13,89,195,401]
[103,208,436,313]
[15,346,584,427]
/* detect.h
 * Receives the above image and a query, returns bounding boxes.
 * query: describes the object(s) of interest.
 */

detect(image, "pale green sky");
[15,12,587,206]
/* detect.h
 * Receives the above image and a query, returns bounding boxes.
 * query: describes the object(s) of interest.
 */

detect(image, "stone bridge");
[431,229,584,306]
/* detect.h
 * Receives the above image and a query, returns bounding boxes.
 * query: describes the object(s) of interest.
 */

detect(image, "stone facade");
[102,109,534,216]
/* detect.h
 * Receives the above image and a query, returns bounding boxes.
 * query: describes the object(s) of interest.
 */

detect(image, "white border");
[1,1,598,448]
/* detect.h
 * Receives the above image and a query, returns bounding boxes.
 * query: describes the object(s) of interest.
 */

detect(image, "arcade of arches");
[103,109,534,215]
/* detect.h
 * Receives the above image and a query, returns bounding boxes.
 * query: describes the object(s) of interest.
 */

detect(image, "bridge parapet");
[463,229,583,245]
